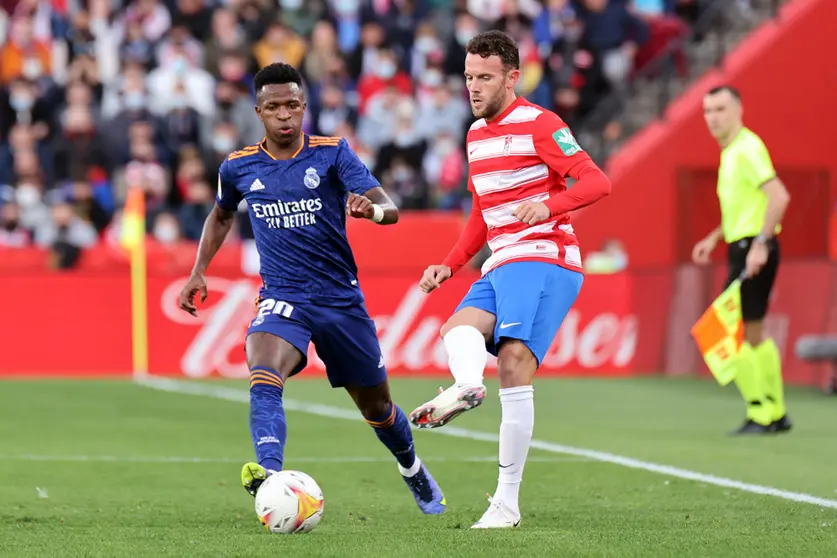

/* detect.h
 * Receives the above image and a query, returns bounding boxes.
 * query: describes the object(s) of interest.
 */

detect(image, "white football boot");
[471,495,521,529]
[408,384,486,429]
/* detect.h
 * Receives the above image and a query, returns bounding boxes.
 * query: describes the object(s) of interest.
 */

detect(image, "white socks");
[398,456,422,478]
[443,326,532,516]
[443,325,487,387]
[493,385,534,517]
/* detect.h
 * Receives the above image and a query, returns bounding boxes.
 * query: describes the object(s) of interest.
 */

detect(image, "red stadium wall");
[0,232,668,380]
[574,0,837,267]
[1,219,834,385]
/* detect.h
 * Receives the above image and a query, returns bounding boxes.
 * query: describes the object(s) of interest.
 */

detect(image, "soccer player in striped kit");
[409,31,611,528]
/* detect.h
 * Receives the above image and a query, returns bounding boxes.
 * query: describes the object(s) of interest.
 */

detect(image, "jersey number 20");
[257,298,295,319]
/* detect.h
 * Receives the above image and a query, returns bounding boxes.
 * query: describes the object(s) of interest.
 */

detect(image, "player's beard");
[472,90,505,120]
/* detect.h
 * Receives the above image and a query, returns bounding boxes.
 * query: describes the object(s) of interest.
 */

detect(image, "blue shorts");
[455,261,584,365]
[248,290,386,388]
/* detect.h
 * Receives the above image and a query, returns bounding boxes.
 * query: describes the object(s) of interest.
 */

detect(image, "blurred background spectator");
[0,0,711,268]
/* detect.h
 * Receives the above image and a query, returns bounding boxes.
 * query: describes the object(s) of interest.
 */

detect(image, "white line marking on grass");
[0,454,589,464]
[136,376,837,510]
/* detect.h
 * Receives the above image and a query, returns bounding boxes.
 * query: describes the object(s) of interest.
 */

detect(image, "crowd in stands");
[0,0,715,267]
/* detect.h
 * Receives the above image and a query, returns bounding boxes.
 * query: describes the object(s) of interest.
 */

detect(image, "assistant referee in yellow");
[692,85,792,435]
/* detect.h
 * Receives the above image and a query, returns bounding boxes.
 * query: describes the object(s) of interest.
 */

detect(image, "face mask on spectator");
[456,29,477,46]
[124,92,146,110]
[16,184,41,207]
[10,94,34,112]
[154,224,179,243]
[318,112,341,135]
[213,135,236,153]
[376,61,396,80]
[393,127,417,147]
[280,0,303,9]
[414,36,439,53]
[332,0,360,16]
[393,167,411,182]
[172,55,189,75]
[422,70,443,88]
[436,139,455,156]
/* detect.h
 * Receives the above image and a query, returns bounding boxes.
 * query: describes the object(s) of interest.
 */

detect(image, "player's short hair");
[707,85,742,102]
[254,63,303,93]
[466,30,520,71]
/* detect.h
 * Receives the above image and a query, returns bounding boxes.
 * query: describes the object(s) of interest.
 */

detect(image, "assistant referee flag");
[691,278,745,386]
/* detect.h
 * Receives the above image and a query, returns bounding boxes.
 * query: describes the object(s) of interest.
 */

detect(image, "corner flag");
[120,186,145,251]
[690,277,745,386]
[121,186,149,377]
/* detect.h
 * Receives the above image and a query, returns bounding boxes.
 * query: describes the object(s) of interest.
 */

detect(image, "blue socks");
[249,368,415,474]
[365,403,417,470]
[249,367,286,472]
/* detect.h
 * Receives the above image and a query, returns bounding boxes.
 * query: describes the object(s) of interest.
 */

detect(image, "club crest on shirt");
[503,135,513,156]
[304,167,320,189]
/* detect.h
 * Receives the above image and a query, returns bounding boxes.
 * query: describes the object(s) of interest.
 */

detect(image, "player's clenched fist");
[419,264,452,293]
[513,201,550,225]
[179,272,208,317]
[346,192,374,219]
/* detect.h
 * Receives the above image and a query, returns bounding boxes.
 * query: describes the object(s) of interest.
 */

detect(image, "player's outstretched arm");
[346,187,399,225]
[178,205,236,317]
[419,192,487,294]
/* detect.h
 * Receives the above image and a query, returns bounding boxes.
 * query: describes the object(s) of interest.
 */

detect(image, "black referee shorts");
[724,237,780,321]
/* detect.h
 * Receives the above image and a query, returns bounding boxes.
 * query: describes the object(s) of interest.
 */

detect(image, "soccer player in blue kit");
[178,63,445,515]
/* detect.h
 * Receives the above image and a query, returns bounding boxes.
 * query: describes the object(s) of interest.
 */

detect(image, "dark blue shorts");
[455,261,583,366]
[248,290,386,388]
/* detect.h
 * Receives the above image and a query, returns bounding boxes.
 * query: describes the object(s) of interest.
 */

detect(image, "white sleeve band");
[371,204,385,223]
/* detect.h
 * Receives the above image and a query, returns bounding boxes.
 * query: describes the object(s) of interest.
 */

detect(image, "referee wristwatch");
[754,234,771,245]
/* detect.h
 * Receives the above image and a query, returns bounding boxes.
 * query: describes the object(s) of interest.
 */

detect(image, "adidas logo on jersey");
[250,178,265,191]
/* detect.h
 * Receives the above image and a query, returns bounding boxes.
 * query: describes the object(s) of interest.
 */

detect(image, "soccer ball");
[254,470,324,534]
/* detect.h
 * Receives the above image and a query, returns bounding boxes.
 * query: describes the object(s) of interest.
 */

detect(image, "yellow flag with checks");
[690,278,745,386]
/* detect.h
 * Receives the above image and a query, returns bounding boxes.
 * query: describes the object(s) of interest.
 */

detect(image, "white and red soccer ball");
[254,470,324,534]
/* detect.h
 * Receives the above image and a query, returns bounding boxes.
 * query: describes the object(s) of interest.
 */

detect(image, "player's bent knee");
[356,395,394,424]
[359,399,394,424]
[440,308,494,342]
[497,340,537,387]
[345,383,393,422]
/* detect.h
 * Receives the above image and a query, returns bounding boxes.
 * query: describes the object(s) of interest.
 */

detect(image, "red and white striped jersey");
[467,96,591,275]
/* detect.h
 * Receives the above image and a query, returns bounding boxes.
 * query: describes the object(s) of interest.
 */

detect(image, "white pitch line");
[136,376,837,510]
[0,454,589,464]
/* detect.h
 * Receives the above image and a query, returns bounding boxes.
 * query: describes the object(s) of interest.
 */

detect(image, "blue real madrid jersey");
[216,135,380,306]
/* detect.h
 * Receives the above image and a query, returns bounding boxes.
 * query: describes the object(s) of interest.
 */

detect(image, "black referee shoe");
[729,419,775,436]
[772,415,793,433]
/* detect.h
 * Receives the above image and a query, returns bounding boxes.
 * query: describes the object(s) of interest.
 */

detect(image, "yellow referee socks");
[754,338,786,421]
[733,343,774,426]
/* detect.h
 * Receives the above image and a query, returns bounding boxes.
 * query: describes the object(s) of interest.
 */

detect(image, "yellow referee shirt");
[717,127,781,243]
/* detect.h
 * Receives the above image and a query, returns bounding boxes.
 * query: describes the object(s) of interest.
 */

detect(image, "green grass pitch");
[1,376,837,557]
